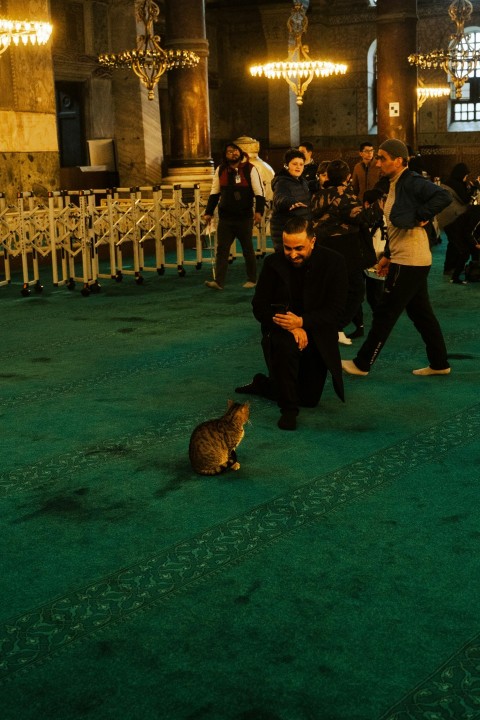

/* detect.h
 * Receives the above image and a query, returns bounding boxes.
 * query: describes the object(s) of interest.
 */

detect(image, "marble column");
[163,0,213,186]
[376,0,418,148]
[257,4,300,148]
[0,0,59,201]
[108,0,164,186]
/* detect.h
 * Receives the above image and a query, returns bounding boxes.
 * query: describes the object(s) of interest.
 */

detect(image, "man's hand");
[254,212,262,227]
[291,327,308,350]
[272,311,303,331]
[203,214,213,225]
[376,256,390,277]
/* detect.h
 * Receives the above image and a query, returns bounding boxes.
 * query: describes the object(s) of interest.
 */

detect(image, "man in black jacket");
[203,142,265,290]
[236,217,347,430]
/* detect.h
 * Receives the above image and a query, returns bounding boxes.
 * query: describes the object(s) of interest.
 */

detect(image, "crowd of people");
[203,138,478,430]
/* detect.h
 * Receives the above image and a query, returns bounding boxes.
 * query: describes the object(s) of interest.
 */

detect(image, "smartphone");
[271,303,289,314]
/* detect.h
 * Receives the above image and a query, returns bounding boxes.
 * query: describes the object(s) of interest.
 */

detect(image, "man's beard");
[288,257,305,268]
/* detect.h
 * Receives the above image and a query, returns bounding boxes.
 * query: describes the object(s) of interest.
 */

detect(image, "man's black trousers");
[353,264,449,372]
[262,330,328,413]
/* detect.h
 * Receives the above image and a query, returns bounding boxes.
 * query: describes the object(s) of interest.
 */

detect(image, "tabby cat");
[189,400,250,476]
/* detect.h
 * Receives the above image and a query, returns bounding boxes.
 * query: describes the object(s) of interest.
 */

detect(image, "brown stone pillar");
[163,0,213,185]
[376,0,418,149]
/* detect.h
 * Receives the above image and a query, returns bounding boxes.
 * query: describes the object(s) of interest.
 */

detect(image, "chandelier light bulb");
[248,2,347,105]
[0,19,52,55]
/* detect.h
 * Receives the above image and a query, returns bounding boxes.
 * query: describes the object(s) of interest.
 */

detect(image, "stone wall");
[1,0,479,198]
[0,0,59,202]
[205,0,480,180]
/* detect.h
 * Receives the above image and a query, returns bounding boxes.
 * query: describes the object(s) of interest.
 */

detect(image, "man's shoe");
[235,373,268,395]
[338,331,352,346]
[450,278,467,285]
[347,326,364,339]
[412,366,451,376]
[342,359,369,376]
[205,280,223,290]
[277,411,297,431]
[243,281,256,288]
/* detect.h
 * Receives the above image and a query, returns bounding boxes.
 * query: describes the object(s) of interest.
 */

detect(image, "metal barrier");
[0,183,213,296]
[0,194,12,287]
[0,184,273,296]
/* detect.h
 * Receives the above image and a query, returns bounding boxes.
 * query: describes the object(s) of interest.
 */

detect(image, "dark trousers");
[339,269,366,330]
[262,330,327,413]
[445,220,474,281]
[351,275,385,328]
[215,217,257,287]
[353,264,449,372]
[444,205,480,277]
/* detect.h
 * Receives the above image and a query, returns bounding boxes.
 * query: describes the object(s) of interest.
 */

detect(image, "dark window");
[55,81,86,167]
[372,52,377,127]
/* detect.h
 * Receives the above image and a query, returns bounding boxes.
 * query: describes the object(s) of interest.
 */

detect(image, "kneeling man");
[236,217,348,430]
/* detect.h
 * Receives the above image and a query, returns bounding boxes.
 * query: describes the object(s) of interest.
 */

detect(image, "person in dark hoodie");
[269,148,311,250]
[437,162,480,283]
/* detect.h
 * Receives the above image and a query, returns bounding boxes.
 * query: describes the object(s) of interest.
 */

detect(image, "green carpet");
[0,243,479,720]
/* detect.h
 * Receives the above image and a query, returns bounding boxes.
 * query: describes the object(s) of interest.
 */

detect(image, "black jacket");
[252,245,348,401]
[270,170,311,247]
[301,161,320,194]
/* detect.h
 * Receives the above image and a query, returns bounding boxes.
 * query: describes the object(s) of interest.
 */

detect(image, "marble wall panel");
[92,2,109,55]
[0,111,58,152]
[0,151,60,202]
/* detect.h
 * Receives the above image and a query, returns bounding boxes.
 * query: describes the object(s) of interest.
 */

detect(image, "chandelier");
[417,84,451,108]
[98,0,199,101]
[408,0,480,99]
[249,1,347,106]
[0,19,52,55]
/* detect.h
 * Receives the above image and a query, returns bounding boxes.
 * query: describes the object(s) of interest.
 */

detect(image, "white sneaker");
[338,331,352,346]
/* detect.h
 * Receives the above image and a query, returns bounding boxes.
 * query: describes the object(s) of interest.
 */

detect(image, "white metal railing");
[0,184,271,297]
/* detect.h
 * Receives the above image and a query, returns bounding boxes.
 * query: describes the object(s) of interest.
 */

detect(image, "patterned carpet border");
[380,635,480,719]
[0,415,197,497]
[0,335,249,413]
[1,401,479,720]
